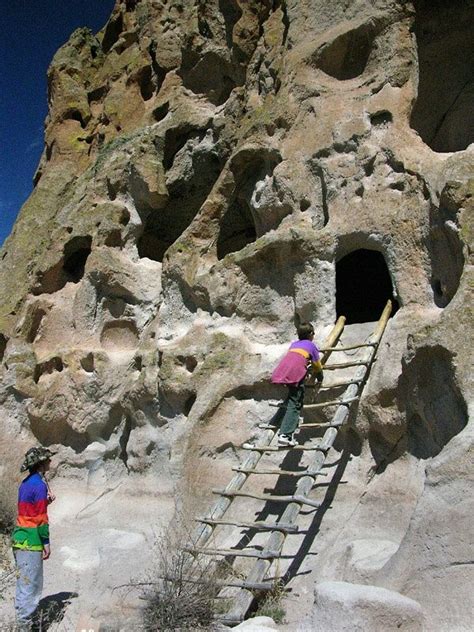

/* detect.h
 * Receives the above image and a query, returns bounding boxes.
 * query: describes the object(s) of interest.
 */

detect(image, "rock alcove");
[410,0,474,152]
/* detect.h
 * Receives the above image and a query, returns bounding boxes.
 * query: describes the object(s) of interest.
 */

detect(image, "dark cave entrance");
[137,127,222,262]
[410,0,474,152]
[216,151,281,260]
[336,249,399,324]
[317,22,376,81]
[217,202,257,260]
[63,236,92,283]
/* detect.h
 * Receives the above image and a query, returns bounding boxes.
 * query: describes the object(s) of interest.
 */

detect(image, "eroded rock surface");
[0,0,472,629]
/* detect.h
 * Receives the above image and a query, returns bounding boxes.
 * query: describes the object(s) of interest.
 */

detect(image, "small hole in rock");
[102,14,123,53]
[152,102,170,122]
[184,393,197,416]
[63,108,86,128]
[370,110,393,126]
[136,66,155,101]
[27,309,46,344]
[0,334,7,363]
[34,356,64,383]
[80,353,94,373]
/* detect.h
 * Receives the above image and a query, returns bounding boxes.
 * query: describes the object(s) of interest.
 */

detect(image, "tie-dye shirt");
[12,472,50,551]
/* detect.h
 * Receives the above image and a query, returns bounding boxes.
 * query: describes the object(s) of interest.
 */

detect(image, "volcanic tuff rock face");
[0,0,473,629]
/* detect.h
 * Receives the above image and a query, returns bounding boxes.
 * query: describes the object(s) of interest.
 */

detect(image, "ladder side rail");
[193,429,274,547]
[319,317,346,366]
[192,317,346,548]
[225,386,354,621]
[223,302,392,624]
[371,300,393,343]
[223,431,333,623]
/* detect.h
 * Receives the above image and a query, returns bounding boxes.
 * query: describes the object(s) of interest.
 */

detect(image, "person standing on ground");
[11,447,56,629]
[271,323,323,446]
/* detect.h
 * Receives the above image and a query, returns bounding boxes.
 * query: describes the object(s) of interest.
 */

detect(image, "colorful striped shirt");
[11,472,50,551]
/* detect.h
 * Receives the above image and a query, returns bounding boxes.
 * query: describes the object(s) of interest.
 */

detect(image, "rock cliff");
[0,0,472,629]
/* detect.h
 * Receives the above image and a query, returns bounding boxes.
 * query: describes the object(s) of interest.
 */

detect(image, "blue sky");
[0,0,115,247]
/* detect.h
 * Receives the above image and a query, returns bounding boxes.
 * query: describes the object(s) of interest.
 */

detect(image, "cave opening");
[62,108,87,128]
[136,65,155,101]
[163,125,201,171]
[428,184,465,308]
[317,23,375,81]
[179,51,239,105]
[137,142,222,262]
[219,0,243,49]
[216,153,281,260]
[336,249,399,324]
[102,14,124,53]
[27,308,46,344]
[63,236,92,283]
[0,334,7,364]
[217,199,257,260]
[34,356,64,384]
[410,0,474,152]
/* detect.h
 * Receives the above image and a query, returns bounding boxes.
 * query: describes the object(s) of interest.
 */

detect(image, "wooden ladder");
[185,300,393,625]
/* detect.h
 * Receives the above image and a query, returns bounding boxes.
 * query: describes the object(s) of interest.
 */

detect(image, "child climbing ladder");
[271,323,324,447]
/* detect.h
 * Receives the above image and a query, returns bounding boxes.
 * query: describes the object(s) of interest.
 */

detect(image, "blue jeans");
[14,549,43,625]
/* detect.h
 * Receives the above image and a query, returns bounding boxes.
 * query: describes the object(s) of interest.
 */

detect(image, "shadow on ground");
[34,591,78,631]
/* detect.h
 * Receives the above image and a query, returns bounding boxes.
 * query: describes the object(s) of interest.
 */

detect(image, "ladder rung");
[323,360,370,369]
[212,489,321,508]
[299,421,344,429]
[320,342,376,352]
[185,546,282,560]
[232,466,328,477]
[316,379,362,389]
[221,579,275,591]
[158,574,275,591]
[195,517,299,533]
[303,396,359,410]
[241,442,326,452]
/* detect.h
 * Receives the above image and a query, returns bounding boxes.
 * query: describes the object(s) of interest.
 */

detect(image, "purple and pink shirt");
[271,339,321,385]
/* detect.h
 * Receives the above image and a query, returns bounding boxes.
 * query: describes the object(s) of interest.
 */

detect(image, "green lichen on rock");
[0,164,78,325]
[196,333,244,376]
[238,92,293,140]
[91,128,143,174]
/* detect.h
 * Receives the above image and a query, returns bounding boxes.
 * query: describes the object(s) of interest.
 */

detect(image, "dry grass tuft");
[0,442,28,537]
[0,464,18,536]
[141,517,233,631]
[254,581,286,624]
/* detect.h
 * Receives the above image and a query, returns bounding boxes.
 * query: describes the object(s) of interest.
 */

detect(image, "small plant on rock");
[0,471,17,536]
[141,518,232,631]
[254,581,286,624]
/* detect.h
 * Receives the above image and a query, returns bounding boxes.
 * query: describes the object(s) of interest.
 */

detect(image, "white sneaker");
[277,433,298,447]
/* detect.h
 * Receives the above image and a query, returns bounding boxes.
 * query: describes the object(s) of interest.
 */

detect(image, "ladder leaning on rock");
[185,300,393,625]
